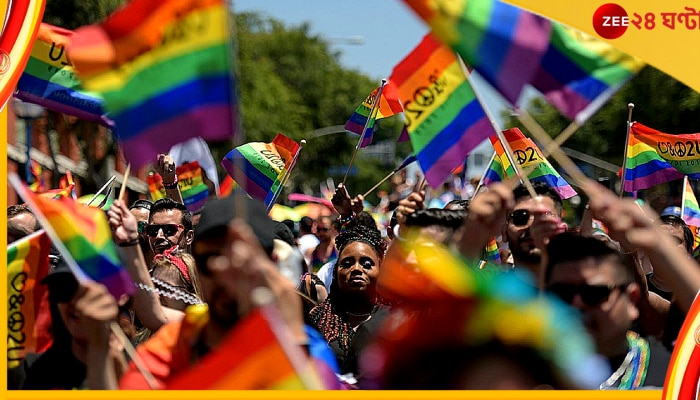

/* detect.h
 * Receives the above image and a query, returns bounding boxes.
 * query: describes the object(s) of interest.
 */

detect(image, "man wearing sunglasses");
[544,232,668,389]
[146,198,194,255]
[503,182,566,285]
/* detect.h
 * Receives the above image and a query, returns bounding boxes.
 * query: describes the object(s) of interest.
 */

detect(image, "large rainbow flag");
[389,33,493,187]
[402,0,645,123]
[482,127,577,199]
[623,122,700,192]
[221,134,301,209]
[167,308,313,389]
[7,230,52,368]
[663,292,700,400]
[682,178,700,228]
[345,81,403,148]
[16,23,112,126]
[23,187,133,298]
[67,0,236,170]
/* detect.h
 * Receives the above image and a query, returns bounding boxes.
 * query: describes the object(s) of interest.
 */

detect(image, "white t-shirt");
[316,261,334,293]
[298,233,320,266]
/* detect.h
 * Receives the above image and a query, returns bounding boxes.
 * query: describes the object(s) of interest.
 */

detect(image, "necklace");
[346,311,372,317]
[136,277,204,306]
[599,331,650,390]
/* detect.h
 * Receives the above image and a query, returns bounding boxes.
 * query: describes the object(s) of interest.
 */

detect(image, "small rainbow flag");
[68,0,236,170]
[624,122,700,192]
[482,128,577,199]
[167,308,314,389]
[7,230,53,368]
[345,81,403,148]
[663,292,700,400]
[176,161,209,213]
[682,178,700,227]
[24,187,133,298]
[217,175,238,198]
[27,159,45,193]
[484,237,501,263]
[402,0,645,123]
[16,23,112,126]
[389,33,492,188]
[221,134,301,209]
[148,173,167,202]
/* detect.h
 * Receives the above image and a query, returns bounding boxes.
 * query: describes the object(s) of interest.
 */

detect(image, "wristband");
[163,175,179,189]
[119,239,140,247]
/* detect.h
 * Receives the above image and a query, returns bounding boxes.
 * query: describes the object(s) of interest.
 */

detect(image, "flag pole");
[682,176,689,218]
[618,103,635,198]
[472,151,497,196]
[342,79,387,185]
[118,163,131,202]
[362,155,416,198]
[266,139,306,213]
[86,176,117,206]
[460,60,537,199]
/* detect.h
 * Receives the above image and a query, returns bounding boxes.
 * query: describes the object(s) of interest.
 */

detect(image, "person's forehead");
[151,209,183,223]
[549,257,618,284]
[130,207,150,220]
[660,224,684,240]
[513,195,557,211]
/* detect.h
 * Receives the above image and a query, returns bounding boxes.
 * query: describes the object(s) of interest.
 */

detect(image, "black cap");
[195,194,276,255]
[129,199,154,212]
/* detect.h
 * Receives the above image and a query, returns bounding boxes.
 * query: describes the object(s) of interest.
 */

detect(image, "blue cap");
[661,206,682,217]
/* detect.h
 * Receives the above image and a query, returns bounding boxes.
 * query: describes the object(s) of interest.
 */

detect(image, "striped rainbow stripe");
[483,128,577,199]
[390,33,492,187]
[402,0,645,123]
[16,23,112,126]
[221,134,300,208]
[623,122,700,192]
[68,0,236,170]
[345,81,403,148]
[683,179,700,227]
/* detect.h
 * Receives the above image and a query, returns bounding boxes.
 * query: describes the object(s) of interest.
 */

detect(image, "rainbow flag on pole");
[402,0,645,123]
[623,122,700,191]
[389,33,493,188]
[7,230,52,368]
[663,293,700,400]
[482,128,577,199]
[21,184,133,298]
[345,82,403,148]
[682,178,700,227]
[221,134,301,209]
[16,23,112,126]
[68,0,236,170]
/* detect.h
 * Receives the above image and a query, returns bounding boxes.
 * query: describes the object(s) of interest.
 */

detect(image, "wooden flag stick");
[516,110,589,188]
[363,171,398,199]
[118,163,131,202]
[343,79,387,185]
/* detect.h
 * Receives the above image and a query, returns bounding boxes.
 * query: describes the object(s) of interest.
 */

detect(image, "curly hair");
[334,224,386,259]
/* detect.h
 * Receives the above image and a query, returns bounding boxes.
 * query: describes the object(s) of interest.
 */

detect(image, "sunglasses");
[137,221,147,234]
[507,209,554,227]
[546,283,630,307]
[317,227,329,232]
[145,223,184,237]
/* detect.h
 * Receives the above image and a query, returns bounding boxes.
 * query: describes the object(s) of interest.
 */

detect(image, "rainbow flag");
[39,171,77,200]
[482,128,577,199]
[148,173,167,202]
[484,237,501,263]
[175,161,209,213]
[16,23,112,126]
[663,292,700,400]
[217,175,238,198]
[68,0,236,170]
[682,179,700,227]
[389,33,492,187]
[25,189,133,298]
[221,134,301,208]
[167,308,312,389]
[624,122,700,192]
[402,0,645,123]
[7,230,53,368]
[27,159,45,193]
[345,81,403,148]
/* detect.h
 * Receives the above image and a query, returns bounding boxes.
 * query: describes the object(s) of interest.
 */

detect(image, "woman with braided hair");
[308,224,390,385]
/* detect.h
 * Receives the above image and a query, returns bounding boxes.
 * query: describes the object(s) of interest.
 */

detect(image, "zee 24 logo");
[592,3,700,39]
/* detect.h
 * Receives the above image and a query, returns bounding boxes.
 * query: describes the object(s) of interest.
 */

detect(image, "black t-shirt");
[7,344,86,390]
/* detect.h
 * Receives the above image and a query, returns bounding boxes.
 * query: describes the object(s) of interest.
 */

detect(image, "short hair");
[513,182,563,215]
[8,204,34,219]
[660,214,694,254]
[544,232,636,285]
[150,198,193,231]
[299,216,314,233]
[347,211,377,230]
[445,199,470,211]
[335,224,386,260]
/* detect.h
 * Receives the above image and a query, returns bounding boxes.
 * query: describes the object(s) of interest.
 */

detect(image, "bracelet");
[163,175,179,189]
[118,239,140,247]
[338,212,356,225]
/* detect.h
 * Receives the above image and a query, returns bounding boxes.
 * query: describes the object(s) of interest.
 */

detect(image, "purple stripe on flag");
[424,118,492,186]
[345,120,365,135]
[623,168,685,192]
[101,268,135,299]
[120,106,235,170]
[495,13,551,104]
[530,68,592,120]
[15,92,114,127]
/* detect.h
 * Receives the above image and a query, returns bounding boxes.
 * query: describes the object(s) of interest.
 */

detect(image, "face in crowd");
[147,199,194,255]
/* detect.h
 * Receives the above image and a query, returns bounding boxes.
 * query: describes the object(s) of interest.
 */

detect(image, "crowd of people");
[7,152,700,391]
